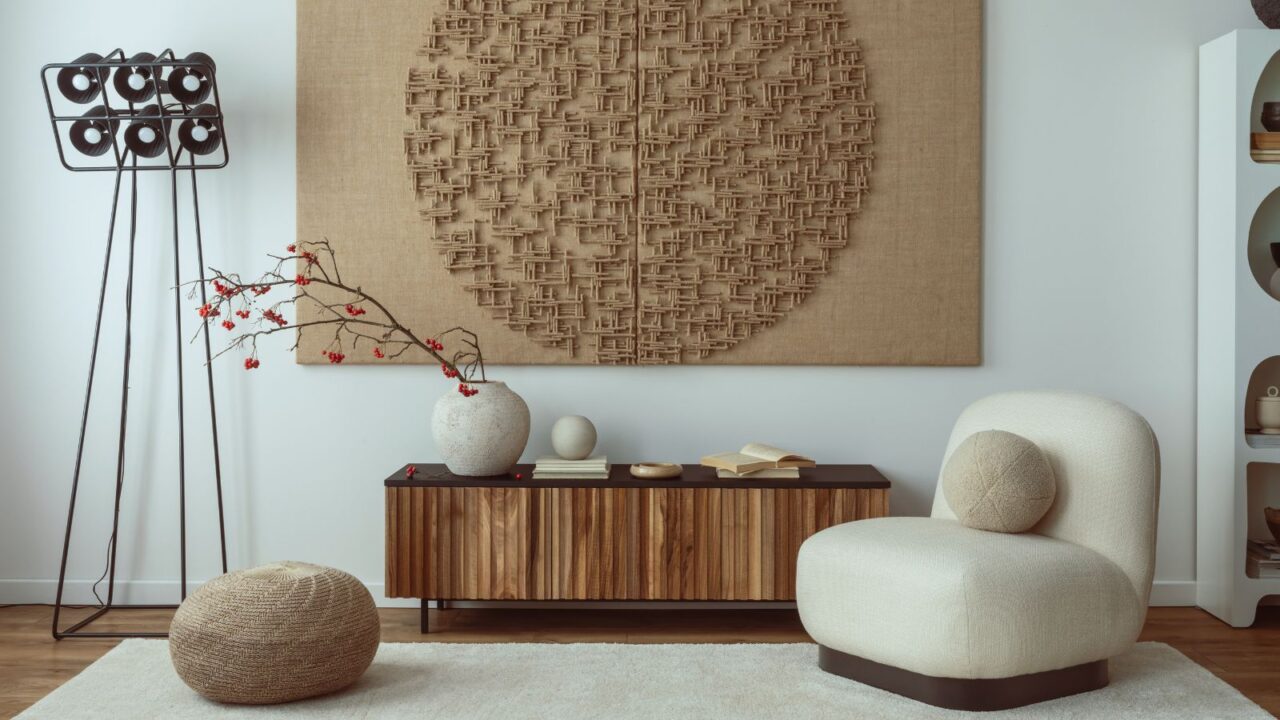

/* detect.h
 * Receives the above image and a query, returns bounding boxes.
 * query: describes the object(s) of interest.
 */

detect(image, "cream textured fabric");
[941,429,1055,532]
[168,562,381,705]
[796,392,1160,680]
[18,640,1271,720]
[796,517,1144,678]
[931,392,1160,604]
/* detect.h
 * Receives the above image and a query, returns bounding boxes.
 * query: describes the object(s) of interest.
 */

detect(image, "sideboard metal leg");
[420,600,429,634]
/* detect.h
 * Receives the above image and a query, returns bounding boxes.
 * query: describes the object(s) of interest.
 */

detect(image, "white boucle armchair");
[796,392,1160,711]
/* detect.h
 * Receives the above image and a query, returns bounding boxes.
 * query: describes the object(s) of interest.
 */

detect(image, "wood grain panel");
[385,485,888,600]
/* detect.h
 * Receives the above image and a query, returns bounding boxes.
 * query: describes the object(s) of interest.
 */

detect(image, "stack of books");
[1252,132,1280,163]
[532,456,609,480]
[701,442,815,479]
[1247,539,1280,579]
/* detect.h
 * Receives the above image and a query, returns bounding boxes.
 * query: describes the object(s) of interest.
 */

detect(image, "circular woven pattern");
[169,561,380,705]
[942,430,1057,534]
[404,0,875,364]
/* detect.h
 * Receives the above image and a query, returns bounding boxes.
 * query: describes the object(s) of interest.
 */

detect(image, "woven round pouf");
[169,561,380,705]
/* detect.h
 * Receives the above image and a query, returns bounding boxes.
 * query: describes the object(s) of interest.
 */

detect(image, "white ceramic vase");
[431,381,530,476]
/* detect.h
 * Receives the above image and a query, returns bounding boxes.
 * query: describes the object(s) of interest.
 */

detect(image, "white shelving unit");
[1198,30,1280,627]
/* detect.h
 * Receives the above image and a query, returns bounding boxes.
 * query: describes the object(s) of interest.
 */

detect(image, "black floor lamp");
[42,49,230,639]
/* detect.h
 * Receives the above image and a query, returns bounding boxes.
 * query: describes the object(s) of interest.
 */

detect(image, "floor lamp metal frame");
[42,49,230,639]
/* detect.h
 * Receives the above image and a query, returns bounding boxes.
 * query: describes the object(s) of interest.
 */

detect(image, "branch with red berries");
[189,239,486,397]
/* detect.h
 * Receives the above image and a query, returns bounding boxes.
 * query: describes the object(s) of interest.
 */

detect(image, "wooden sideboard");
[384,464,889,631]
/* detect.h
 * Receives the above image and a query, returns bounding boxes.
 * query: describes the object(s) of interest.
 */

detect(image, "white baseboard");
[2,579,1203,608]
[1148,580,1197,607]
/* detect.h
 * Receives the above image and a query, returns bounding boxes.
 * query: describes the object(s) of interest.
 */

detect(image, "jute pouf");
[169,561,380,705]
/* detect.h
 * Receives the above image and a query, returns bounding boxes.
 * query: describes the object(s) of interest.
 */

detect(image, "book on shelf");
[1247,550,1280,578]
[532,456,609,480]
[701,443,815,475]
[1245,431,1280,448]
[1251,149,1280,163]
[1248,539,1280,560]
[1252,132,1280,150]
[716,468,801,479]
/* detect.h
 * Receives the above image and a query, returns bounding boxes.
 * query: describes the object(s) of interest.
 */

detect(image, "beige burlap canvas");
[297,0,982,365]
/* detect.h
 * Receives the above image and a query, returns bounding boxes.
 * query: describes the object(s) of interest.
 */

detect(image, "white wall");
[0,0,1259,606]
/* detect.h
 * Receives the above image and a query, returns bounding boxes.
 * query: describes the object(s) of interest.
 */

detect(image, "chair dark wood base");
[817,645,1109,712]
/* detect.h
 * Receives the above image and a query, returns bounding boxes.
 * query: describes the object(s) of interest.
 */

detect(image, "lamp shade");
[123,105,169,158]
[167,52,216,105]
[112,52,158,104]
[56,53,107,104]
[176,104,222,156]
[68,106,119,157]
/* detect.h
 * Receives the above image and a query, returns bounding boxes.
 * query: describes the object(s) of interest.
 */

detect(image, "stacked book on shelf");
[1252,132,1280,163]
[701,442,815,479]
[1247,539,1280,579]
[532,456,609,480]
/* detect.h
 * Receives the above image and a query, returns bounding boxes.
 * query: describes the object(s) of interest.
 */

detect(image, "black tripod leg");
[52,163,126,639]
[189,170,227,575]
[170,168,188,600]
[104,160,140,609]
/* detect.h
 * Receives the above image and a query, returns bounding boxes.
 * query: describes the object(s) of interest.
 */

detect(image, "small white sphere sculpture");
[551,415,597,460]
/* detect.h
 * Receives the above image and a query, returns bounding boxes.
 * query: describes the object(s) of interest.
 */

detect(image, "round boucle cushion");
[169,561,380,705]
[942,430,1056,533]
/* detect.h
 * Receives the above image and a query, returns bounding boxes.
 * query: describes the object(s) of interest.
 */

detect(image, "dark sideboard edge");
[384,463,891,489]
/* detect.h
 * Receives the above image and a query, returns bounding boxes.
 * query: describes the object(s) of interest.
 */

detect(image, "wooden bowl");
[1266,507,1280,544]
[630,463,682,480]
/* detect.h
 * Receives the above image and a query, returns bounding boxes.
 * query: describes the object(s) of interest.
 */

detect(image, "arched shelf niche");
[1246,186,1280,301]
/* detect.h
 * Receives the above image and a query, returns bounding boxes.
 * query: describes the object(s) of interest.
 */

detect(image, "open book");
[700,443,815,475]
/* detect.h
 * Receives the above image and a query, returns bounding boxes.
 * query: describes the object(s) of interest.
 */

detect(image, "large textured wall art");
[297,0,981,365]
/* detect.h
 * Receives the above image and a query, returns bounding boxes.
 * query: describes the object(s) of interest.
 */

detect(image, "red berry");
[373,347,384,359]
[405,465,417,479]
[294,274,311,286]
[514,472,523,480]
[221,320,235,330]
[286,243,297,253]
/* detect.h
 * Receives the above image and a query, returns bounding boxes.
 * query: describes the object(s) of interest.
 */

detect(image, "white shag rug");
[17,640,1270,719]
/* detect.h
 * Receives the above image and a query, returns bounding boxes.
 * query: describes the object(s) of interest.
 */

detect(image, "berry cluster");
[235,309,250,319]
[300,251,317,265]
[441,363,459,379]
[294,274,311,286]
[286,243,297,254]
[262,309,287,327]
[243,357,260,370]
[212,280,240,298]
[372,347,385,359]
[457,383,478,397]
[197,303,219,318]
[324,351,346,364]
[405,465,417,479]
[425,338,445,352]
[345,304,366,316]
[220,319,235,331]
[250,285,271,297]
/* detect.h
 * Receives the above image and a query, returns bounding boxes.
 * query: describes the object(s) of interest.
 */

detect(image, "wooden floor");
[1,604,1277,718]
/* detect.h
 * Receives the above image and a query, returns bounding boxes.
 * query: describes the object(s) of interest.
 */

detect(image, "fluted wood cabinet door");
[386,483,888,601]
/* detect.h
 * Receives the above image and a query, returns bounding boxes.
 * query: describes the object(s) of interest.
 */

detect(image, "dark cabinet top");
[385,463,890,489]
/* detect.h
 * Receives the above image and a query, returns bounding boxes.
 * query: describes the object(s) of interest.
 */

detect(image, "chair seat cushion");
[796,517,1145,679]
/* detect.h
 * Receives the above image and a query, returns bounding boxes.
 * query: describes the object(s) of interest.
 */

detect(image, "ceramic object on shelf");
[630,462,682,480]
[550,415,597,460]
[1255,0,1280,29]
[1259,386,1280,435]
[431,381,530,476]
[1267,507,1280,544]
[1264,102,1280,132]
